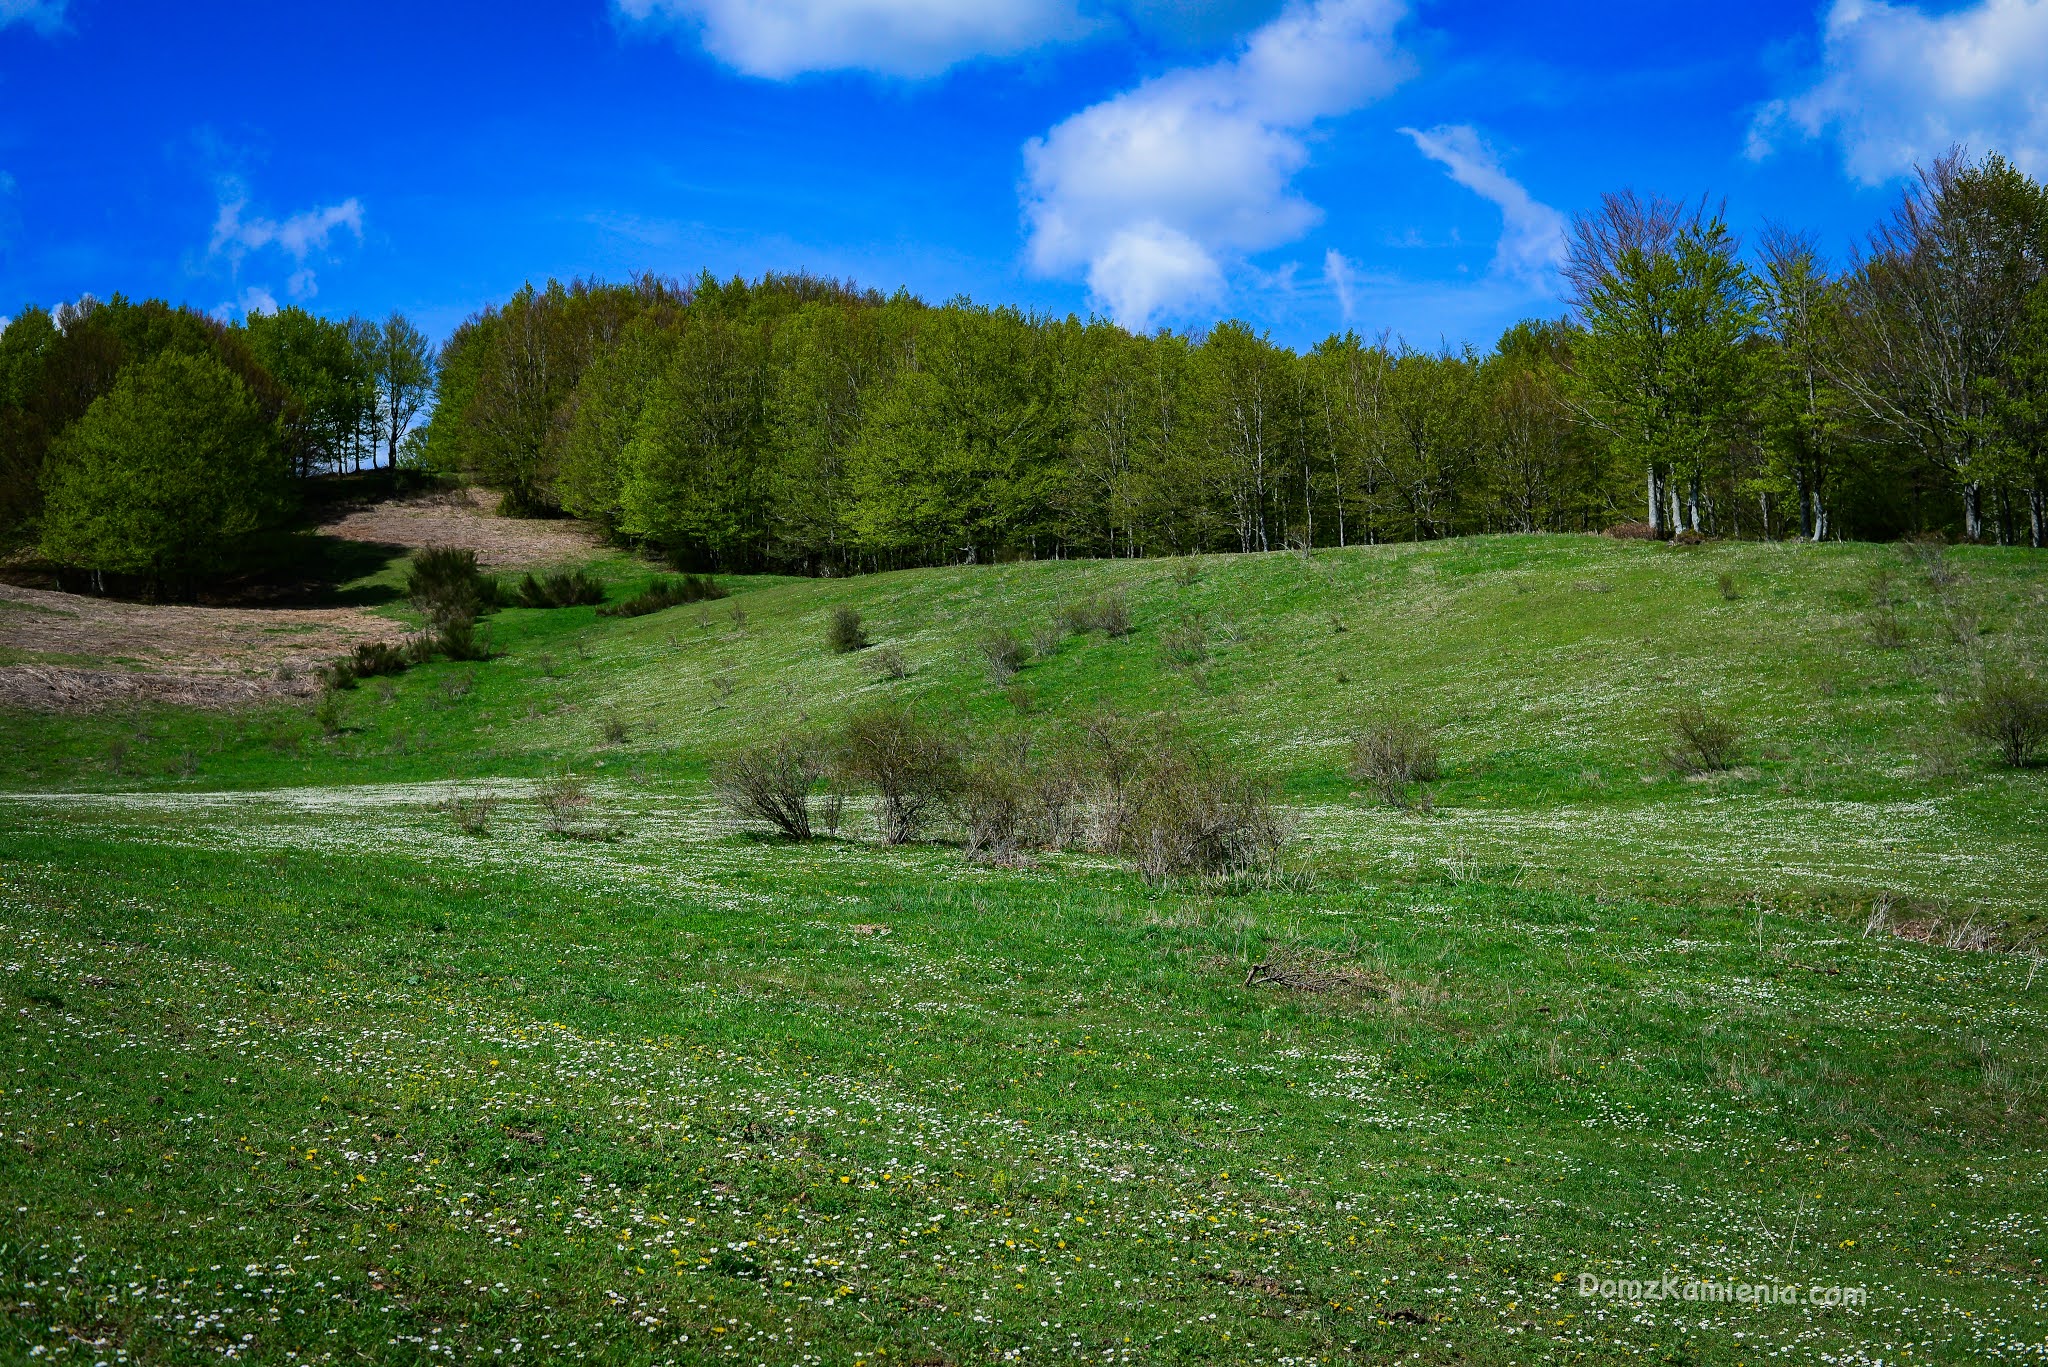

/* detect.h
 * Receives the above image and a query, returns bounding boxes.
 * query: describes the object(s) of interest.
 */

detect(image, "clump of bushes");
[535,769,619,840]
[837,704,964,844]
[1158,617,1210,672]
[977,628,1030,683]
[1349,714,1441,809]
[1667,701,1743,774]
[599,574,726,619]
[711,735,830,840]
[321,639,413,690]
[865,646,911,681]
[1958,670,2048,768]
[406,547,498,661]
[1056,591,1132,639]
[826,605,870,653]
[1124,743,1291,886]
[513,569,605,609]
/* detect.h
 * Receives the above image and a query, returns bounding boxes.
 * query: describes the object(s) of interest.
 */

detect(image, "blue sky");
[3,0,2045,351]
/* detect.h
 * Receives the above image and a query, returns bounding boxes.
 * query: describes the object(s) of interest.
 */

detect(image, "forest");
[3,148,2046,587]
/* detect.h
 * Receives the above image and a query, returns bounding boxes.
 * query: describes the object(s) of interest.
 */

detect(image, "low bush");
[1058,592,1132,639]
[599,575,726,618]
[977,628,1030,683]
[513,570,606,609]
[712,736,829,839]
[1349,715,1441,808]
[352,641,410,678]
[407,547,499,620]
[826,605,870,653]
[444,794,498,836]
[865,646,910,680]
[1717,572,1738,601]
[836,705,963,844]
[1606,520,1661,541]
[1958,670,2048,767]
[1158,618,1209,671]
[1124,742,1291,885]
[1667,702,1743,774]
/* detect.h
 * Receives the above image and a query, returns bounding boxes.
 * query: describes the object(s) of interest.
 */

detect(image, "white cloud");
[238,286,279,317]
[1323,247,1358,322]
[0,0,66,34]
[1399,123,1565,282]
[1022,0,1412,329]
[615,0,1089,78]
[1750,0,2048,183]
[210,193,364,265]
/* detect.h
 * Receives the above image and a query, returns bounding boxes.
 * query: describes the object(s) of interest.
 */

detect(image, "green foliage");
[1958,669,2048,766]
[37,350,289,586]
[512,569,605,608]
[825,604,869,653]
[596,573,726,618]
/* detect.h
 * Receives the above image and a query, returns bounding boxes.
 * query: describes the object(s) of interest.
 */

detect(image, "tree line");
[420,149,2048,572]
[0,296,432,591]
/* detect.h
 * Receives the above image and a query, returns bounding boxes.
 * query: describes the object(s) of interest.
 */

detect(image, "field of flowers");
[2,775,2045,1363]
[2,533,2045,1362]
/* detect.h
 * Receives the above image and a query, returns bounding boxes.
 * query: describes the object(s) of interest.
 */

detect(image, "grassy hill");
[2,531,2046,1363]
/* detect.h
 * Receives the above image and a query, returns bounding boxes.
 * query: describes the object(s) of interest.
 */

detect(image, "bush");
[826,605,870,654]
[513,570,605,609]
[352,640,410,678]
[313,687,345,736]
[836,705,963,844]
[1124,742,1291,885]
[1717,572,1738,601]
[534,769,618,839]
[407,547,500,620]
[1070,710,1149,852]
[865,646,911,680]
[1158,618,1209,671]
[977,628,1030,683]
[1058,592,1132,639]
[444,794,498,836]
[952,742,1035,863]
[1606,520,1661,541]
[1667,702,1743,774]
[598,575,726,618]
[1958,670,2048,767]
[431,611,492,662]
[1349,715,1441,808]
[712,736,828,839]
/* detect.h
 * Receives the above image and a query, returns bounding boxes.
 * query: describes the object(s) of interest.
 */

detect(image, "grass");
[3,531,2047,1362]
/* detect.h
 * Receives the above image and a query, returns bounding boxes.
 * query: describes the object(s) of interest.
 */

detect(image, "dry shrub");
[444,794,498,836]
[535,769,618,839]
[1606,520,1661,541]
[951,735,1088,862]
[977,628,1030,683]
[1123,740,1291,885]
[836,705,964,844]
[1171,557,1203,587]
[1349,714,1440,808]
[1957,669,2048,767]
[826,606,870,654]
[1070,710,1149,852]
[1243,944,1389,996]
[1158,617,1209,671]
[712,735,828,839]
[1058,592,1132,639]
[1667,702,1743,774]
[864,646,910,680]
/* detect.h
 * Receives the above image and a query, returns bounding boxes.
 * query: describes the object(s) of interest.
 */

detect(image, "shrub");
[1158,618,1209,671]
[534,769,617,839]
[826,605,870,653]
[712,736,828,839]
[1070,710,1149,852]
[1171,557,1203,586]
[1958,670,2048,767]
[865,646,911,680]
[599,711,630,745]
[598,575,726,618]
[313,687,345,736]
[1667,702,1743,774]
[836,705,963,844]
[444,794,498,836]
[514,570,605,609]
[1124,742,1291,885]
[1717,572,1738,601]
[1670,529,1706,547]
[351,641,410,678]
[407,547,499,620]
[952,745,1035,863]
[1349,715,1441,808]
[1606,520,1661,541]
[977,628,1030,682]
[1058,592,1132,639]
[431,610,492,662]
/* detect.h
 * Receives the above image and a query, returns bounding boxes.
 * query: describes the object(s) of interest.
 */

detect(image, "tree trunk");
[1963,482,1985,542]
[1646,465,1663,535]
[2031,481,2045,550]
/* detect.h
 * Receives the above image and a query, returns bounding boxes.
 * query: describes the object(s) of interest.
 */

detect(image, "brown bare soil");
[1,486,606,712]
[317,486,600,568]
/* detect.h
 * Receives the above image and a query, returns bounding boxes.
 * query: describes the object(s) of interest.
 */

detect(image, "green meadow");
[3,532,2045,1363]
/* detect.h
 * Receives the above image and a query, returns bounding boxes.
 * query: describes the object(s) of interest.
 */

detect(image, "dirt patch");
[318,486,601,569]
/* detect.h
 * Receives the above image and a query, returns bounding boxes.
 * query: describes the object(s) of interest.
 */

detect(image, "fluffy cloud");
[1750,0,2048,183]
[0,0,65,34]
[1400,124,1565,281]
[615,0,1089,78]
[1324,248,1359,323]
[1022,0,1412,329]
[208,188,363,317]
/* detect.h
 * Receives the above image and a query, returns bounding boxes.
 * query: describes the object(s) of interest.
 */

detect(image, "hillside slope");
[3,531,2044,927]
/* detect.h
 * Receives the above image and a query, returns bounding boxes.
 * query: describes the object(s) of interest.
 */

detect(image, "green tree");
[618,316,771,566]
[1564,192,1760,535]
[242,306,375,476]
[38,350,289,592]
